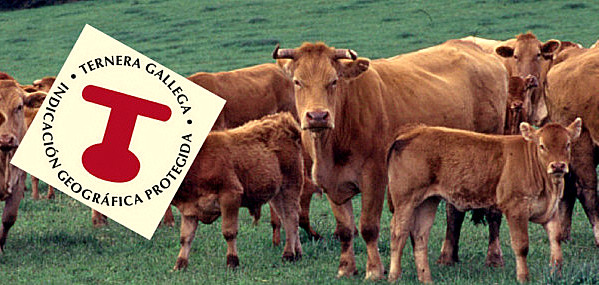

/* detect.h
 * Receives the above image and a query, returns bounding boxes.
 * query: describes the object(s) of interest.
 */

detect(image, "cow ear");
[520,122,537,142]
[337,58,370,79]
[567,117,582,141]
[541,40,561,59]
[496,46,514,58]
[24,91,46,108]
[276,59,294,78]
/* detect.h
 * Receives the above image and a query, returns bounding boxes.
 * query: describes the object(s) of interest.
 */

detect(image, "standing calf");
[171,112,303,270]
[387,118,581,283]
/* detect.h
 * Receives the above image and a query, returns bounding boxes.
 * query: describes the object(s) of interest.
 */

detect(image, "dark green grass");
[1,0,599,284]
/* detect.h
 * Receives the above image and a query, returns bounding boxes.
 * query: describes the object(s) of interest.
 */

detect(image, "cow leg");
[360,171,386,281]
[412,197,440,283]
[161,206,175,227]
[569,130,599,246]
[485,211,504,267]
[269,205,281,246]
[299,177,322,240]
[31,175,40,200]
[328,197,357,278]
[0,189,23,253]
[505,214,530,283]
[46,185,55,199]
[437,203,465,265]
[269,191,302,261]
[173,215,199,270]
[220,194,241,268]
[543,214,563,276]
[388,200,415,282]
[91,210,108,227]
[558,174,577,242]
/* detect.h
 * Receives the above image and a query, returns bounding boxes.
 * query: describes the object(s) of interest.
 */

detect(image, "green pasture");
[1,0,599,284]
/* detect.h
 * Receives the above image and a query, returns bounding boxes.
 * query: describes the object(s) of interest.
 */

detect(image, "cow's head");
[33,76,56,92]
[496,33,560,126]
[0,80,46,152]
[506,75,538,134]
[520,118,582,179]
[273,43,369,132]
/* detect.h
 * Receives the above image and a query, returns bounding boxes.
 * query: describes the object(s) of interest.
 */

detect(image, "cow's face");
[496,33,560,126]
[507,75,537,134]
[0,80,45,152]
[520,118,582,179]
[274,43,370,132]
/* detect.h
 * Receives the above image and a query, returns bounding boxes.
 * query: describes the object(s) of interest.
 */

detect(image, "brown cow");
[505,75,538,135]
[387,119,582,283]
[0,79,46,252]
[20,77,56,200]
[187,63,322,242]
[443,32,560,267]
[546,47,599,246]
[171,112,303,270]
[273,40,507,279]
[495,32,561,125]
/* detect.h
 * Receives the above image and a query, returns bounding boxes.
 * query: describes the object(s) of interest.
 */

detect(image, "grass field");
[1,0,599,284]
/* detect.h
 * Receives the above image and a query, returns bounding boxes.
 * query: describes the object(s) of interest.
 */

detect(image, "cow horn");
[333,49,358,60]
[272,44,296,59]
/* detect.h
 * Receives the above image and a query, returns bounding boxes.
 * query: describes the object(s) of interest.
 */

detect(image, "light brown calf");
[171,112,303,270]
[387,119,581,283]
[505,75,538,135]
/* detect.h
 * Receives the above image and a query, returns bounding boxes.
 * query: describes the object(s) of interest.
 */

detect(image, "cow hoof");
[388,271,401,282]
[226,254,239,268]
[32,194,40,200]
[485,254,505,267]
[364,268,384,280]
[46,193,55,200]
[337,262,358,278]
[92,220,108,228]
[173,258,188,271]
[282,252,301,262]
[436,254,458,266]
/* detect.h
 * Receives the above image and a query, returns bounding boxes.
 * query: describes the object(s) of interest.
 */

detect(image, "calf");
[171,112,303,270]
[0,80,45,252]
[387,118,581,283]
[505,75,538,135]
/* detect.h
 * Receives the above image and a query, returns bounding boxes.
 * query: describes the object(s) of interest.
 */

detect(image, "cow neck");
[0,150,19,200]
[523,140,563,222]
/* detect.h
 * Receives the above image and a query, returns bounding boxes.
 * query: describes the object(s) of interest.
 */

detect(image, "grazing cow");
[387,118,582,283]
[0,80,46,252]
[505,75,538,135]
[546,47,599,246]
[171,112,303,270]
[187,64,322,242]
[273,40,507,279]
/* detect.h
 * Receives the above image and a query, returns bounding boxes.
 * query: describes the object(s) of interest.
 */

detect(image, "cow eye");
[14,104,23,113]
[536,52,541,58]
[329,79,337,88]
[566,142,571,150]
[539,144,547,152]
[514,55,519,60]
[293,79,302,87]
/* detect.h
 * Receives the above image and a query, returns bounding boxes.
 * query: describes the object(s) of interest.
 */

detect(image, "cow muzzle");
[304,110,333,131]
[0,134,18,152]
[548,161,568,177]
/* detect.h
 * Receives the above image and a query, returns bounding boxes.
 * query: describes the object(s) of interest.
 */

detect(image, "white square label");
[11,24,225,239]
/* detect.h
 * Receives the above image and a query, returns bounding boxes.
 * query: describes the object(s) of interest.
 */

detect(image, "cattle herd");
[1,31,599,283]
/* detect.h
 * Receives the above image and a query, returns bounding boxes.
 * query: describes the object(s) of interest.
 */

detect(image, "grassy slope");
[1,0,599,284]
